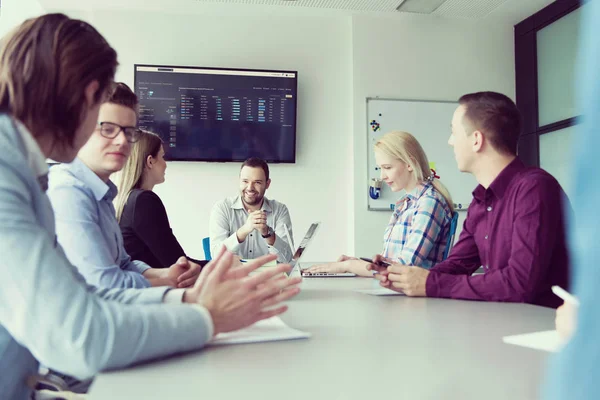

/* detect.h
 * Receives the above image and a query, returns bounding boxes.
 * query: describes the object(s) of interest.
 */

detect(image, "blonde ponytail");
[375,131,454,212]
[432,180,454,212]
[114,130,163,222]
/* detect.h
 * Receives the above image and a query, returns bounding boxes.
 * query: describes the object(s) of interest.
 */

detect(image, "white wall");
[351,14,516,256]
[0,0,44,36]
[5,3,519,262]
[75,10,354,261]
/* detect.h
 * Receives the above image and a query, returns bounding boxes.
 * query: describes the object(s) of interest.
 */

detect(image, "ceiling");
[192,0,508,18]
[188,0,556,20]
[38,0,557,24]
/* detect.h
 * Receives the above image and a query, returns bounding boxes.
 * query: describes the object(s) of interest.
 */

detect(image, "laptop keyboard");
[301,271,353,276]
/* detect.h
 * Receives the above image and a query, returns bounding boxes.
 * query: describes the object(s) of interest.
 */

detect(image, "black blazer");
[120,189,206,268]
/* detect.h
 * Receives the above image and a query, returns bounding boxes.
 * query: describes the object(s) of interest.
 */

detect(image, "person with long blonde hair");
[306,131,454,277]
[115,130,206,268]
[372,92,569,304]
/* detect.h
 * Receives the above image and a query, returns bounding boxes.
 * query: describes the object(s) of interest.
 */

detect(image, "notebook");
[502,330,564,352]
[209,316,311,346]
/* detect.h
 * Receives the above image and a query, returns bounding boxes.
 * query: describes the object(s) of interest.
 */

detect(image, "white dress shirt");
[209,195,293,262]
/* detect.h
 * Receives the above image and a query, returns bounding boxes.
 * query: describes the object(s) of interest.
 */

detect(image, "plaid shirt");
[382,182,453,269]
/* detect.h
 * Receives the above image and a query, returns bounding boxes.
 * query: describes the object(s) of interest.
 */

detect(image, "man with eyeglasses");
[47,83,202,290]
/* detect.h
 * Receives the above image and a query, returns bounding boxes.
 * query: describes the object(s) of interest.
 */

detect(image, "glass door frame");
[514,0,582,167]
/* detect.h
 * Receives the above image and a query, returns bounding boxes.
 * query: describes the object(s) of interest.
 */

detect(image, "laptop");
[284,222,356,278]
[282,222,355,278]
[285,222,320,276]
[301,267,356,278]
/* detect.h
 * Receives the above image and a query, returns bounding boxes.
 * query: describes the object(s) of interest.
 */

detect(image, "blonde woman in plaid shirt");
[307,131,454,277]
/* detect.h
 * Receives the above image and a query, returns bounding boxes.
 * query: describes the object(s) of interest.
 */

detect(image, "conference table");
[89,266,556,400]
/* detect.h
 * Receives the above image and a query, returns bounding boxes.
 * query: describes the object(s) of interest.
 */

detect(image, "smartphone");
[359,257,391,267]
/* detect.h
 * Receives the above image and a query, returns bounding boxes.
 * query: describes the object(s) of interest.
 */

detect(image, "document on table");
[209,317,311,346]
[356,288,406,296]
[502,330,565,352]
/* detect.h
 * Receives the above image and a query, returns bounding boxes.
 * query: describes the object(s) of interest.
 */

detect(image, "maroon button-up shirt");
[426,158,570,308]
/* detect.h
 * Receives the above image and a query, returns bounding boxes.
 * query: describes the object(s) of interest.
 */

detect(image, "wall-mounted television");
[134,64,298,163]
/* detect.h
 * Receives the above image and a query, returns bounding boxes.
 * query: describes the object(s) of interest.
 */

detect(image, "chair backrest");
[442,212,459,260]
[202,237,212,261]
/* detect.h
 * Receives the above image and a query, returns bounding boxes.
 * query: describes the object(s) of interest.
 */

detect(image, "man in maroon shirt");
[371,91,570,308]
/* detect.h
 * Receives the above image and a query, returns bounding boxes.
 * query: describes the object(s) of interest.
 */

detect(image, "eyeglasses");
[96,122,142,143]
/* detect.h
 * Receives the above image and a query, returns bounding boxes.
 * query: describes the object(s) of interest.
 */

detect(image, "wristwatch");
[261,226,274,239]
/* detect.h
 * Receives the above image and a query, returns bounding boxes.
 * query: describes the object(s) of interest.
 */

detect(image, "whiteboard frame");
[365,97,462,212]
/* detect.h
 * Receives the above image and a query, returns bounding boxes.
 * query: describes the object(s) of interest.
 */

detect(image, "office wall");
[72,10,354,261]
[0,0,44,36]
[102,10,515,260]
[351,14,516,256]
[3,2,518,261]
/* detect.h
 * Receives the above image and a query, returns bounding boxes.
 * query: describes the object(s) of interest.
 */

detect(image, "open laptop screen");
[289,222,320,268]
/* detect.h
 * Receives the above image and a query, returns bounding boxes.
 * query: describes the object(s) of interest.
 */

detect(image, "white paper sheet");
[209,317,311,346]
[355,288,406,296]
[502,330,565,353]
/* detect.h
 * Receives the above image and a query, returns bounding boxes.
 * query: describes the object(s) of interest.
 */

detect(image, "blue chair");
[202,237,212,261]
[442,212,459,260]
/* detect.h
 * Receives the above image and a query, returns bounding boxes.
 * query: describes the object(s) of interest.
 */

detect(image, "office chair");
[442,212,459,260]
[202,237,212,261]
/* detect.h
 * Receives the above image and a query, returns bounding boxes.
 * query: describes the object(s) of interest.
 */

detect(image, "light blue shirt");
[543,1,600,399]
[0,114,212,400]
[48,158,152,289]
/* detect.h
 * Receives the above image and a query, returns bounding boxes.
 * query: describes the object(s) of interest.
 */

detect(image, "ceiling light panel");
[433,0,510,19]
[396,0,448,14]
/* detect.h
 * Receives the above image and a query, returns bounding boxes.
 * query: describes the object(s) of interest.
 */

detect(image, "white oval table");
[89,273,555,400]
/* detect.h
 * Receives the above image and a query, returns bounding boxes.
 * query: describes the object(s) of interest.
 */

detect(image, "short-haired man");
[49,83,201,289]
[209,157,293,262]
[371,91,570,308]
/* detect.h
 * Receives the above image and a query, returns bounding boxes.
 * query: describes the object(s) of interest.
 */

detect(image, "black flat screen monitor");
[134,64,298,162]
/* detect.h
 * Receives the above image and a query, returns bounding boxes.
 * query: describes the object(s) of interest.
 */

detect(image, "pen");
[359,257,391,267]
[359,257,390,275]
[551,285,580,306]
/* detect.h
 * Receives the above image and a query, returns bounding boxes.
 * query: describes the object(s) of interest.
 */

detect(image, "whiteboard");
[366,98,477,211]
